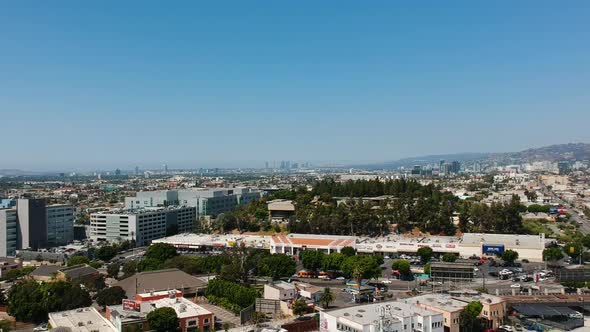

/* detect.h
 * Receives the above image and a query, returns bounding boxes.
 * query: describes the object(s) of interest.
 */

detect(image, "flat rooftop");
[92,205,195,215]
[273,233,356,247]
[449,290,505,305]
[153,297,212,319]
[460,233,544,249]
[325,301,440,326]
[271,282,296,290]
[407,294,467,312]
[360,235,460,244]
[49,307,116,332]
[153,233,272,248]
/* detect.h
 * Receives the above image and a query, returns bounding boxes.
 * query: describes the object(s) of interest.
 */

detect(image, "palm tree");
[320,287,335,309]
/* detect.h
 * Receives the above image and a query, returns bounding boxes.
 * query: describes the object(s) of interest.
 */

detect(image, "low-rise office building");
[90,206,196,246]
[430,262,475,283]
[320,301,444,332]
[125,188,262,218]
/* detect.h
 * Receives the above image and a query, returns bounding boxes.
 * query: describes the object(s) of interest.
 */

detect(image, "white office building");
[320,301,444,332]
[125,188,262,217]
[90,206,196,246]
[0,209,18,256]
[46,204,75,246]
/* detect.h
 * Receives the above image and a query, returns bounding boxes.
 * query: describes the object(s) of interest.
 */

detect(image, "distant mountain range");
[354,143,590,170]
[491,143,590,164]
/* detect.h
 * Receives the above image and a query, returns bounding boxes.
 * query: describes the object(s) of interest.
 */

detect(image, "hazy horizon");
[1,2,589,170]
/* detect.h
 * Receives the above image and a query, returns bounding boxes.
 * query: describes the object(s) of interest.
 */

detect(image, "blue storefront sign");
[482,244,505,255]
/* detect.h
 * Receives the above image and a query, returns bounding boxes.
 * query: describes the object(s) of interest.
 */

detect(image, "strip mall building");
[154,232,548,262]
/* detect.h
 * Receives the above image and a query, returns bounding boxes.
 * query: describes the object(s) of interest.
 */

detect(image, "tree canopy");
[96,286,127,309]
[340,246,356,257]
[501,250,519,264]
[543,247,563,262]
[300,251,325,272]
[147,307,179,332]
[257,254,296,280]
[292,299,308,317]
[67,255,90,267]
[8,280,91,323]
[391,259,411,279]
[145,243,178,262]
[417,247,434,263]
[319,288,334,309]
[442,253,457,262]
[460,301,484,332]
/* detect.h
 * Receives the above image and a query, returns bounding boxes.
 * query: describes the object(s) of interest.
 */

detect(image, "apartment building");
[0,209,18,256]
[320,301,444,332]
[125,188,262,217]
[90,206,196,246]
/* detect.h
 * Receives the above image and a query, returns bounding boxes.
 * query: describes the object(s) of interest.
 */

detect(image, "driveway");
[197,301,241,327]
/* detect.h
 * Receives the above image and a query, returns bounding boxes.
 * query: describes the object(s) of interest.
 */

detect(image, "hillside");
[356,143,590,170]
[499,143,590,163]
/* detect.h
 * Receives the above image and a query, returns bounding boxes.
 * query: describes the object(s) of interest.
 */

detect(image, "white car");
[336,277,346,281]
[382,280,393,284]
[384,255,391,259]
[510,284,521,288]
[34,325,49,332]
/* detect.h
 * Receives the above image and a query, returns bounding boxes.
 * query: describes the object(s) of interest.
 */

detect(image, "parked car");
[510,284,521,288]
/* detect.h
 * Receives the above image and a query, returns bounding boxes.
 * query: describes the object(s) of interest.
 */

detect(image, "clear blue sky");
[1,1,589,170]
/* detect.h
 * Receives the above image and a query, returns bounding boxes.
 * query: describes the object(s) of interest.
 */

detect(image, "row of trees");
[212,178,534,237]
[299,250,382,286]
[457,196,524,234]
[205,278,259,313]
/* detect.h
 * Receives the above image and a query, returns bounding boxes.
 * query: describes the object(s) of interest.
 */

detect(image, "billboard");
[122,299,139,311]
[482,244,505,255]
